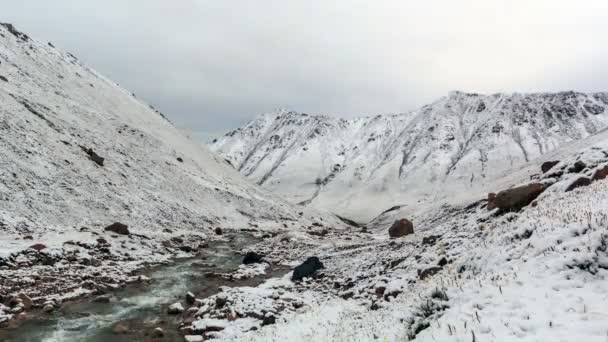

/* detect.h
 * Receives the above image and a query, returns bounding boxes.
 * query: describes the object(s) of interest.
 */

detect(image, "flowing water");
[0,234,286,342]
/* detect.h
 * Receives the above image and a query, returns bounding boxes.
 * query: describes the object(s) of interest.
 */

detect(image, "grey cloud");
[3,0,608,140]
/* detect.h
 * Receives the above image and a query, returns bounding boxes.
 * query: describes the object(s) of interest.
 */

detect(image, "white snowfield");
[210,92,608,222]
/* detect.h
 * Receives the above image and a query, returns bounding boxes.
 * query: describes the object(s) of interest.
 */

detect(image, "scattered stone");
[23,235,33,240]
[29,243,47,252]
[215,295,227,308]
[418,266,442,280]
[113,322,129,334]
[177,157,184,163]
[565,177,592,192]
[262,315,276,326]
[167,302,184,314]
[186,292,196,305]
[375,286,386,298]
[242,251,264,264]
[85,147,104,166]
[437,257,448,267]
[151,327,164,338]
[0,75,8,82]
[105,222,130,235]
[93,295,111,303]
[17,293,32,309]
[491,183,545,211]
[388,218,414,238]
[214,227,223,235]
[541,160,560,173]
[422,235,440,246]
[568,160,586,173]
[291,257,324,281]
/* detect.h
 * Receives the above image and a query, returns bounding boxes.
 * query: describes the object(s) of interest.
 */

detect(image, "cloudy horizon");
[4,0,608,140]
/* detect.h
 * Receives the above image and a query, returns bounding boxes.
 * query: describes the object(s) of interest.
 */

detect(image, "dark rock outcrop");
[388,219,414,238]
[565,177,591,192]
[491,183,545,211]
[291,257,324,281]
[541,160,560,173]
[105,222,130,235]
[242,251,264,265]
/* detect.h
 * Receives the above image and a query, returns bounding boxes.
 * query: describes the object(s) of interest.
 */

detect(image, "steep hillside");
[210,92,608,221]
[0,23,342,311]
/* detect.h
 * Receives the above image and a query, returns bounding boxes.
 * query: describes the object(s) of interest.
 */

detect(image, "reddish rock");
[493,183,545,211]
[388,219,414,238]
[593,165,608,181]
[104,222,129,235]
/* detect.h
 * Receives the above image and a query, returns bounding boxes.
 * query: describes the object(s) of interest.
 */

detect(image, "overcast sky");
[4,1,608,140]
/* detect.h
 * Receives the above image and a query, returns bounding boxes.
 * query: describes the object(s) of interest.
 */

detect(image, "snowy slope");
[0,23,343,309]
[210,92,608,221]
[185,127,608,342]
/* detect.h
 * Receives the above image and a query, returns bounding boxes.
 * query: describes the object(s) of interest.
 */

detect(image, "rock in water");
[242,251,264,264]
[105,222,130,235]
[167,302,184,314]
[541,160,560,173]
[112,322,129,334]
[492,183,545,211]
[186,291,196,305]
[151,327,164,338]
[291,257,324,281]
[388,219,414,238]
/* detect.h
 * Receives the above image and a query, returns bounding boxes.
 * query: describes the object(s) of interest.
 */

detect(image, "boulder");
[291,257,324,281]
[85,148,104,167]
[388,219,414,238]
[565,177,591,192]
[418,266,442,280]
[112,322,129,334]
[242,251,264,265]
[186,291,196,305]
[492,183,545,211]
[167,302,184,314]
[105,222,129,235]
[487,192,497,210]
[214,227,223,235]
[17,293,32,309]
[152,327,164,338]
[567,161,586,173]
[29,243,47,252]
[593,165,608,181]
[541,160,560,173]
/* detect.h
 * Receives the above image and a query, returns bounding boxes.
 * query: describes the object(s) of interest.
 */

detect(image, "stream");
[0,234,285,342]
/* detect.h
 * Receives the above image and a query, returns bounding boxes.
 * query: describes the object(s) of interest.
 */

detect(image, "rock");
[487,192,497,210]
[186,291,196,305]
[242,251,264,264]
[151,327,164,338]
[42,304,54,312]
[437,257,448,267]
[23,235,33,240]
[215,295,227,308]
[291,257,324,281]
[375,286,386,298]
[492,183,545,211]
[541,160,560,173]
[93,295,111,303]
[214,227,223,235]
[29,243,47,252]
[262,315,276,326]
[422,235,440,246]
[16,293,32,309]
[0,75,8,82]
[85,148,105,166]
[112,322,129,334]
[105,222,129,235]
[565,177,592,192]
[177,157,184,163]
[593,165,608,181]
[568,160,586,173]
[388,219,414,238]
[167,302,184,314]
[418,266,442,280]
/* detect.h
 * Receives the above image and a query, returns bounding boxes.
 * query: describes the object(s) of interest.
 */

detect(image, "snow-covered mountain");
[210,91,608,221]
